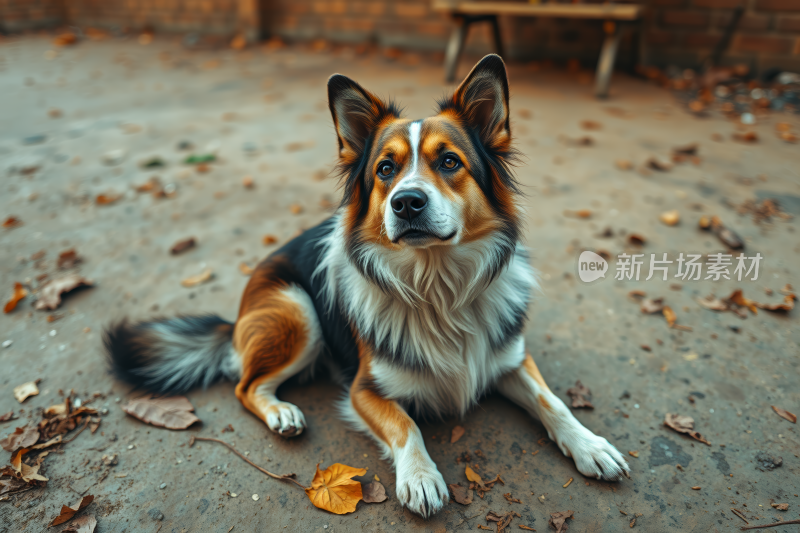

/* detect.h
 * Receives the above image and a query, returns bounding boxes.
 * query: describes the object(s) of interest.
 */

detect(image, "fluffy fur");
[104,54,629,519]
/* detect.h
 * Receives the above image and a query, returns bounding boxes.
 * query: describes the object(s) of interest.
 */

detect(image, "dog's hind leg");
[498,352,630,481]
[233,284,321,437]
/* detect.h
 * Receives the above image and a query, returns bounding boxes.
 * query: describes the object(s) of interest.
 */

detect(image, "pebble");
[49,330,57,337]
[148,509,164,521]
[103,149,127,165]
[252,494,259,501]
[23,134,46,145]
[159,483,167,489]
[176,140,193,151]
[1,340,12,348]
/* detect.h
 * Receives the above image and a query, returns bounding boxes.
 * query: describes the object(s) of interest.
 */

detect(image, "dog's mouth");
[393,229,457,244]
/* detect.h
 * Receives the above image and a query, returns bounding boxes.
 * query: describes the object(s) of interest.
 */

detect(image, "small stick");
[730,508,749,524]
[563,477,573,488]
[61,418,90,444]
[741,519,800,530]
[189,436,307,490]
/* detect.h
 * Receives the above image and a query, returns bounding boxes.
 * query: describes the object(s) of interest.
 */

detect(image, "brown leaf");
[239,262,255,276]
[615,159,634,171]
[771,406,797,424]
[465,465,483,486]
[566,380,593,409]
[14,450,48,482]
[63,514,97,533]
[57,249,82,269]
[664,413,710,445]
[755,293,796,312]
[53,32,78,46]
[1,425,40,452]
[449,483,473,505]
[646,157,673,172]
[361,481,387,503]
[504,492,521,503]
[262,234,278,246]
[4,282,28,313]
[627,234,646,246]
[49,495,94,526]
[95,193,121,205]
[13,381,40,403]
[290,204,303,215]
[629,450,639,458]
[640,298,664,314]
[305,463,367,515]
[733,131,758,143]
[486,509,522,532]
[549,510,574,533]
[0,412,16,423]
[673,143,698,156]
[122,395,200,430]
[34,275,93,310]
[771,503,789,511]
[563,209,592,219]
[662,306,677,328]
[451,425,465,443]
[3,216,23,229]
[580,120,602,130]
[696,295,728,311]
[181,269,213,288]
[170,238,196,255]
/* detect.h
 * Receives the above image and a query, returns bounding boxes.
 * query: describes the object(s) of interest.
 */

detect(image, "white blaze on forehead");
[408,121,421,174]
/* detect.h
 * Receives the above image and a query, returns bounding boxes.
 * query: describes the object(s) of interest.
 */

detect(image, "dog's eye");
[377,161,394,178]
[440,156,460,171]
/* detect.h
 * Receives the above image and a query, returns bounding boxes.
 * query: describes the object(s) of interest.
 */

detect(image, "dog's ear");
[446,54,511,151]
[327,74,398,163]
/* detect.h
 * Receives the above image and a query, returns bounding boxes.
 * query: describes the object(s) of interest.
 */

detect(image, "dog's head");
[328,54,521,294]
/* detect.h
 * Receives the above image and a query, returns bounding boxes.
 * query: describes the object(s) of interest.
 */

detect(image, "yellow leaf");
[305,463,367,515]
[465,465,483,485]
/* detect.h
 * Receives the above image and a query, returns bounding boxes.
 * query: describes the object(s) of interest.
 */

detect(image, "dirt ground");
[1,35,799,533]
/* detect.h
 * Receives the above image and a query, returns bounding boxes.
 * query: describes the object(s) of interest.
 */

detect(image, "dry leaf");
[640,298,664,314]
[3,216,23,229]
[0,412,16,423]
[771,406,797,424]
[646,157,673,172]
[122,395,200,430]
[451,425,465,443]
[549,510,574,533]
[53,32,78,46]
[771,503,789,511]
[627,234,646,246]
[659,210,680,226]
[1,425,40,452]
[63,514,97,533]
[564,209,592,219]
[290,204,303,215]
[662,306,677,328]
[242,176,254,188]
[305,463,367,515]
[95,193,121,205]
[504,492,521,503]
[170,238,196,255]
[673,143,698,156]
[487,509,521,531]
[14,450,48,482]
[664,413,710,445]
[49,495,94,526]
[57,249,82,269]
[566,380,593,409]
[449,483,473,505]
[465,465,483,486]
[181,269,213,288]
[580,120,602,130]
[35,275,93,310]
[361,481,387,503]
[733,131,758,143]
[4,283,28,313]
[13,381,40,403]
[262,234,278,246]
[629,450,639,458]
[239,262,255,276]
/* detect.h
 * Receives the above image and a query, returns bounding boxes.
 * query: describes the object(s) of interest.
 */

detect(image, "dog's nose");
[391,189,428,221]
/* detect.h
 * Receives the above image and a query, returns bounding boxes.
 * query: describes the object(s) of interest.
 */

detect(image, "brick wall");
[2,0,799,74]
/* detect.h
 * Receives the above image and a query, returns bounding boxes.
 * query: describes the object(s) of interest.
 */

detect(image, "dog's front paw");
[395,460,449,518]
[557,427,630,481]
[264,401,306,437]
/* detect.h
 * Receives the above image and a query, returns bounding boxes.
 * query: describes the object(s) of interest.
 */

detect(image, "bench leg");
[489,15,504,58]
[444,17,470,83]
[594,21,622,99]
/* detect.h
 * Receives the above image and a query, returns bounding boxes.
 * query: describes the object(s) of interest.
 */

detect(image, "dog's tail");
[103,315,241,394]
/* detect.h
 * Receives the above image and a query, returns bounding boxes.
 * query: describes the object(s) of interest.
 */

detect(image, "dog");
[104,54,629,518]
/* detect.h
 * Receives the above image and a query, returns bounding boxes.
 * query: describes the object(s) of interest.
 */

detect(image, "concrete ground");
[1,34,798,533]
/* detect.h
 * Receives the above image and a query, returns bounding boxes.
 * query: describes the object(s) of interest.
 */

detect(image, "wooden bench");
[433,1,644,98]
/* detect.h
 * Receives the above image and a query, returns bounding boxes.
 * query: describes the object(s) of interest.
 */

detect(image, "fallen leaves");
[771,405,797,424]
[361,481,387,503]
[239,262,255,276]
[563,209,592,219]
[4,283,28,313]
[640,298,664,314]
[1,425,40,452]
[697,289,796,317]
[464,465,504,498]
[262,234,278,246]
[34,275,93,311]
[698,215,744,249]
[305,463,367,515]
[57,249,82,269]
[170,237,196,255]
[122,395,200,430]
[504,492,521,503]
[580,120,602,130]
[3,216,22,229]
[659,210,680,226]
[95,193,121,205]
[566,381,594,409]
[13,381,40,403]
[49,494,94,526]
[450,425,465,443]
[486,509,521,532]
[449,482,473,505]
[628,450,639,458]
[63,514,97,533]
[549,510,574,533]
[181,269,213,288]
[771,502,789,511]
[664,413,710,445]
[732,131,758,143]
[0,412,16,423]
[735,198,791,224]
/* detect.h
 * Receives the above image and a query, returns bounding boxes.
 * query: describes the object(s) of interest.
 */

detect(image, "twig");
[731,508,749,524]
[741,519,800,530]
[62,418,90,444]
[189,436,307,490]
